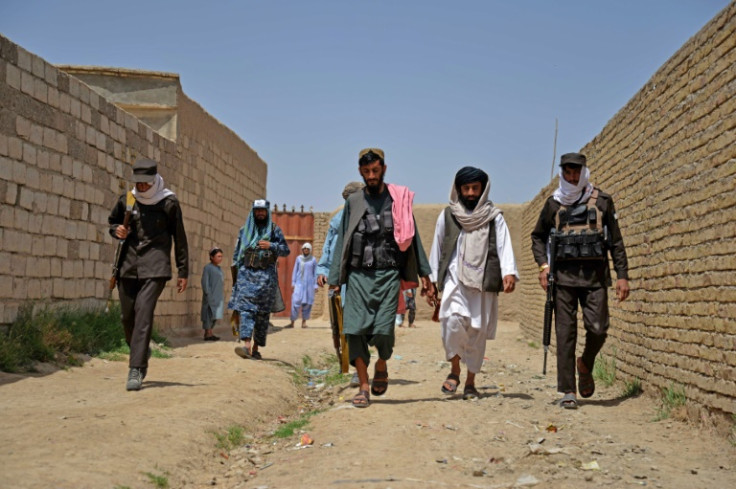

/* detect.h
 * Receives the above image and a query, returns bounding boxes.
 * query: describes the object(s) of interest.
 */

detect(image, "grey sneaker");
[126,368,143,391]
[349,372,360,387]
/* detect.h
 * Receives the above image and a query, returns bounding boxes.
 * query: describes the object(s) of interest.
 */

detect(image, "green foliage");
[621,377,643,398]
[273,410,321,438]
[527,340,540,349]
[0,302,171,372]
[654,382,686,421]
[98,344,130,362]
[143,471,169,489]
[593,353,616,387]
[0,303,125,372]
[213,425,247,450]
[151,329,170,347]
[150,344,172,359]
[319,353,350,387]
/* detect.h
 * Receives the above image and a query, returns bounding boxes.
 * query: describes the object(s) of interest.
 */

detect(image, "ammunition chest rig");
[554,189,607,260]
[243,224,278,269]
[350,197,400,269]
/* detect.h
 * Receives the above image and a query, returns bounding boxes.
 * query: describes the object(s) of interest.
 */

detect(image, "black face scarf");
[454,166,488,210]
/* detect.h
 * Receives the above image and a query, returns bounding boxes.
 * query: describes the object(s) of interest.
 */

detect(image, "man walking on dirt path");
[108,157,189,391]
[328,148,435,408]
[429,166,518,400]
[531,152,630,409]
[229,199,290,361]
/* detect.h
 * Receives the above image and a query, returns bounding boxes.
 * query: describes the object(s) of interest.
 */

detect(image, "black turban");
[454,166,488,190]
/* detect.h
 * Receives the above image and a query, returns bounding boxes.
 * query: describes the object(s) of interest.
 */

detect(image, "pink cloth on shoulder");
[386,183,415,252]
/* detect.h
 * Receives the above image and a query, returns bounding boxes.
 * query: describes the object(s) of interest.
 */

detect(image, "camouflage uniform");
[228,224,289,347]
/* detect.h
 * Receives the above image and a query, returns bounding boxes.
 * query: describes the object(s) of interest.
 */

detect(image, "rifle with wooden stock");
[328,290,349,373]
[106,191,135,312]
[542,229,557,375]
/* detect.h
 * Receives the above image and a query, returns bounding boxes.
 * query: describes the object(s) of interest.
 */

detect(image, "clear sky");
[1,1,729,211]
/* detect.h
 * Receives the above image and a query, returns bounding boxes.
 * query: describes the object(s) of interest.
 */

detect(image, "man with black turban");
[429,166,518,399]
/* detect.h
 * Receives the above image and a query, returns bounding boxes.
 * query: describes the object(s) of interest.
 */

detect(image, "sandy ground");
[1,318,734,489]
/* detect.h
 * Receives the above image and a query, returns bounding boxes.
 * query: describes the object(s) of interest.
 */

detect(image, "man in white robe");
[429,167,518,399]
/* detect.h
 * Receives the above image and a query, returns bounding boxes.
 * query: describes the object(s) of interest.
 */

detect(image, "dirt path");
[1,319,734,489]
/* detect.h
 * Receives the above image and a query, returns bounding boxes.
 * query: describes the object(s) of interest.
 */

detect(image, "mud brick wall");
[0,34,267,335]
[310,211,331,320]
[518,4,736,419]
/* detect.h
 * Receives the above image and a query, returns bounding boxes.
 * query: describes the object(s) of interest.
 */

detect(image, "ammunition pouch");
[555,230,606,260]
[350,199,399,269]
[554,188,607,261]
[243,249,277,269]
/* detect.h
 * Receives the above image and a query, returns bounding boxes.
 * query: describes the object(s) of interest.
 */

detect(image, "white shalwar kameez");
[429,213,518,373]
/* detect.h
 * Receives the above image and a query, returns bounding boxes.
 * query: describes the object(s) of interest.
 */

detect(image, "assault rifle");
[542,229,557,375]
[106,191,135,312]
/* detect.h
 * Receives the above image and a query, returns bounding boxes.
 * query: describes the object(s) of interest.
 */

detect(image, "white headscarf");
[448,180,501,291]
[297,243,313,280]
[552,166,594,206]
[132,174,174,205]
[300,243,312,260]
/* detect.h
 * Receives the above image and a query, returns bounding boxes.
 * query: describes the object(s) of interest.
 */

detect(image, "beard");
[254,216,268,227]
[460,195,479,210]
[363,174,385,195]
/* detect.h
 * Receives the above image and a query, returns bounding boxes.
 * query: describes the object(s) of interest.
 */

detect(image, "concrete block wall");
[518,4,736,419]
[0,34,267,335]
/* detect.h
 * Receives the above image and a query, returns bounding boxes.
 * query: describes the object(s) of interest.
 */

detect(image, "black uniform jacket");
[108,194,189,280]
[530,188,628,288]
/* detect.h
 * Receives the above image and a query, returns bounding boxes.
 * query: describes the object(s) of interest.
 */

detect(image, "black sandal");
[463,385,480,400]
[577,358,595,398]
[441,373,460,394]
[371,369,389,396]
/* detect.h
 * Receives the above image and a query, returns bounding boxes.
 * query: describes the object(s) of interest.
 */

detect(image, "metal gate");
[271,206,314,317]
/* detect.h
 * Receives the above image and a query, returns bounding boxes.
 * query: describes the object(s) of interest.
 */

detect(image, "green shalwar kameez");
[328,188,430,366]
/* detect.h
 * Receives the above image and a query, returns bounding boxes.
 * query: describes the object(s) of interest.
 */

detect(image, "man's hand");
[115,225,128,239]
[538,270,548,291]
[616,278,630,302]
[420,276,437,306]
[177,278,188,293]
[329,285,340,292]
[257,240,271,250]
[317,274,328,287]
[502,275,516,293]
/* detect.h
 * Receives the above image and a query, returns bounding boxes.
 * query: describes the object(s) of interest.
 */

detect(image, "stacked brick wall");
[518,4,736,418]
[0,34,267,335]
[310,211,331,319]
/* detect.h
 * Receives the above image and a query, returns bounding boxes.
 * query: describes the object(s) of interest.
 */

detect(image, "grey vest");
[335,189,421,286]
[436,207,502,293]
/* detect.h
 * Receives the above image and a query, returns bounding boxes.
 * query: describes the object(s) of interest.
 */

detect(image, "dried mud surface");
[1,319,734,489]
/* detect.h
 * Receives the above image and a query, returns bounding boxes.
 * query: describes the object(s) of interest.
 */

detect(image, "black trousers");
[554,285,609,394]
[118,278,167,369]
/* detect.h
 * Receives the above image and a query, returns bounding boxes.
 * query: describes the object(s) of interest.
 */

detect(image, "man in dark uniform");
[108,158,189,391]
[328,148,436,408]
[531,152,629,409]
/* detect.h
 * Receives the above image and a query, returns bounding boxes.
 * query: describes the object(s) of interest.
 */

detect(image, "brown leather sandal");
[352,390,370,408]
